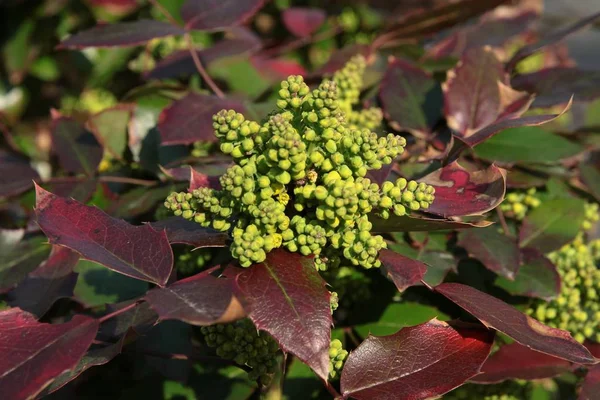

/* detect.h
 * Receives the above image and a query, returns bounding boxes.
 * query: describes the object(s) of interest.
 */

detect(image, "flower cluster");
[200,319,279,385]
[165,56,435,269]
[329,339,348,380]
[499,188,541,220]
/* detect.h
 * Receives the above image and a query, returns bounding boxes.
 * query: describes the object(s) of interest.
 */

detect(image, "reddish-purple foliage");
[379,249,427,292]
[51,114,103,175]
[235,249,331,380]
[181,0,266,31]
[372,213,493,233]
[251,56,308,80]
[0,150,39,198]
[34,185,173,286]
[59,20,185,48]
[435,283,597,364]
[580,365,600,400]
[282,7,326,37]
[458,226,520,279]
[145,268,244,325]
[471,342,571,383]
[158,93,246,145]
[341,319,494,400]
[420,162,506,217]
[0,309,99,400]
[500,248,561,301]
[148,217,229,248]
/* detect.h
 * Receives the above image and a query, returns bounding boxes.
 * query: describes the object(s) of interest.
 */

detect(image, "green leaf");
[0,235,50,291]
[89,106,132,160]
[473,127,582,164]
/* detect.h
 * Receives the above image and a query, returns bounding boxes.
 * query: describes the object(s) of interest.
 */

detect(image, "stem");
[184,33,225,99]
[98,301,139,323]
[322,380,342,399]
[147,0,181,27]
[98,176,158,186]
[495,208,510,236]
[344,327,361,347]
[261,25,342,59]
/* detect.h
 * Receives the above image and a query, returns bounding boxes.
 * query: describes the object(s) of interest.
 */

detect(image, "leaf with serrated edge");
[379,249,427,292]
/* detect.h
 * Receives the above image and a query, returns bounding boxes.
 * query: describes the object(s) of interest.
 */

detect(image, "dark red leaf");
[0,309,99,400]
[148,217,229,248]
[282,7,326,38]
[158,93,245,145]
[235,249,331,380]
[51,114,103,175]
[434,283,597,364]
[145,268,244,325]
[250,56,307,80]
[0,150,39,198]
[181,0,266,31]
[97,301,158,341]
[420,162,506,217]
[340,319,494,400]
[580,364,600,400]
[34,185,173,286]
[506,10,600,73]
[59,20,185,49]
[513,68,600,108]
[379,58,442,135]
[311,45,371,76]
[457,226,520,279]
[9,246,80,317]
[87,0,139,15]
[471,342,571,383]
[379,249,427,292]
[372,213,493,233]
[495,248,561,301]
[190,167,214,190]
[159,166,220,190]
[41,177,99,203]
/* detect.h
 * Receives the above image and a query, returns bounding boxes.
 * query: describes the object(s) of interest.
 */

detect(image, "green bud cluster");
[164,58,435,269]
[500,188,541,220]
[175,248,214,276]
[329,291,339,314]
[331,55,384,131]
[444,381,530,400]
[60,88,117,115]
[582,202,599,231]
[329,339,348,380]
[191,141,215,158]
[200,319,279,385]
[527,234,600,343]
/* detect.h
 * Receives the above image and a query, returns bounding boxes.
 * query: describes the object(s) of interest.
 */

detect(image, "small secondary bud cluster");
[329,339,348,380]
[165,56,435,269]
[175,248,214,276]
[500,188,541,220]
[527,234,600,343]
[200,319,279,385]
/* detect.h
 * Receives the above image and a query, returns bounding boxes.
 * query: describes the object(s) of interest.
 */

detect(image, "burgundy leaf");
[109,184,181,219]
[443,47,518,136]
[97,301,158,341]
[181,0,266,31]
[34,185,173,286]
[159,166,220,190]
[0,150,39,198]
[379,249,427,292]
[145,268,244,325]
[580,365,600,400]
[471,342,571,383]
[340,319,494,400]
[420,162,506,217]
[311,45,371,76]
[372,213,493,233]
[51,114,103,175]
[282,7,326,38]
[457,226,520,279]
[148,217,228,248]
[87,0,139,15]
[379,58,442,135]
[42,177,99,203]
[366,162,395,186]
[235,249,331,380]
[158,92,245,145]
[9,246,80,317]
[59,20,185,49]
[512,67,600,108]
[190,167,213,190]
[434,283,597,364]
[0,309,99,400]
[506,10,600,73]
[250,56,307,80]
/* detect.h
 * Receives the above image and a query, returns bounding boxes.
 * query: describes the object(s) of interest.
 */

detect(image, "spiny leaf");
[379,249,427,292]
[0,150,39,198]
[372,213,493,233]
[458,226,520,279]
[51,114,103,175]
[148,217,229,248]
[181,0,266,31]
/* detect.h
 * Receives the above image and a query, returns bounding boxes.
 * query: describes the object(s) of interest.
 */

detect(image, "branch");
[185,33,225,99]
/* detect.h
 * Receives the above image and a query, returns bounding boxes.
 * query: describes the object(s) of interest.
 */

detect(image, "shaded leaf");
[379,58,442,135]
[158,92,245,145]
[51,114,103,175]
[420,162,506,217]
[235,249,331,380]
[0,309,99,400]
[341,319,494,400]
[8,246,79,317]
[0,150,39,198]
[434,283,597,364]
[495,248,561,301]
[59,20,185,49]
[474,126,583,164]
[149,217,229,248]
[580,163,600,202]
[580,364,600,400]
[311,45,371,76]
[0,235,50,291]
[458,226,520,279]
[379,249,427,292]
[372,213,493,233]
[471,342,571,384]
[97,301,158,340]
[88,105,133,160]
[41,177,99,204]
[250,56,307,80]
[519,197,585,253]
[181,0,266,31]
[108,184,181,218]
[421,250,457,286]
[282,7,326,38]
[34,185,173,286]
[145,268,244,325]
